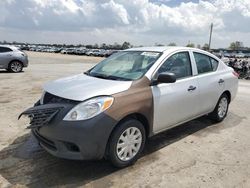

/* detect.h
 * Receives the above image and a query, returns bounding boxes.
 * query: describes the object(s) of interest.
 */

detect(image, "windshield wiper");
[84,71,89,75]
[106,76,131,81]
[88,72,131,81]
[93,74,110,79]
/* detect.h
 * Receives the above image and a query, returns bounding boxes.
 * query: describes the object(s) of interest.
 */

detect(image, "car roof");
[125,46,194,53]
[125,46,221,62]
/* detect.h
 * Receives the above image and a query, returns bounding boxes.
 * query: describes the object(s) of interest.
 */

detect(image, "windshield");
[87,51,162,81]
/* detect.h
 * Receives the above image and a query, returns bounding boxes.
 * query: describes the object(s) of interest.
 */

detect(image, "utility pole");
[208,23,213,51]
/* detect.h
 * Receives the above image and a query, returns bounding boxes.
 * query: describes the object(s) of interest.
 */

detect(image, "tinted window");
[194,52,218,74]
[0,47,12,53]
[157,52,192,79]
[210,57,219,71]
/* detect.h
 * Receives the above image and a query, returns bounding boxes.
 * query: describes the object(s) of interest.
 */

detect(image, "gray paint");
[0,45,28,69]
[43,74,132,101]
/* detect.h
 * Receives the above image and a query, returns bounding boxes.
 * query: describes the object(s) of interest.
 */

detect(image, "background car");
[0,45,28,73]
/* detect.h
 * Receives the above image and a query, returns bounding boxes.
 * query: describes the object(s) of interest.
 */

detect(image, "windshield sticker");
[141,52,159,57]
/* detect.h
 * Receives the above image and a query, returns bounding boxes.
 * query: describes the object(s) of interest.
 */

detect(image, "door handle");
[218,79,224,84]
[187,85,196,91]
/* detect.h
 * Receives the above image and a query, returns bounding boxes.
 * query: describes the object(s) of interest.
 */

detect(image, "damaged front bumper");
[19,102,117,160]
[18,103,64,129]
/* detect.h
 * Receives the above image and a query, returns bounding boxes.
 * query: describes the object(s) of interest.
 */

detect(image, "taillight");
[232,71,239,78]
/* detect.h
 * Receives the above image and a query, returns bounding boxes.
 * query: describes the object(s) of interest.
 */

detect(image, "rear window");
[193,52,219,74]
[0,47,12,53]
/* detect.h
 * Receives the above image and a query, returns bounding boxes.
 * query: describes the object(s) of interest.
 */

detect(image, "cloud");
[101,0,130,25]
[0,0,250,47]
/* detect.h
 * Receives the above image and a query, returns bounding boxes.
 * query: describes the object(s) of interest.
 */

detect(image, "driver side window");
[157,52,192,79]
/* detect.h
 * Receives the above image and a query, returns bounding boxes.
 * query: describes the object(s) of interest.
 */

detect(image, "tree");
[196,44,201,49]
[122,41,131,49]
[93,43,99,49]
[154,43,164,46]
[101,43,107,49]
[85,44,93,49]
[229,41,243,50]
[229,42,236,50]
[113,42,122,49]
[202,43,209,51]
[167,42,177,46]
[186,43,195,48]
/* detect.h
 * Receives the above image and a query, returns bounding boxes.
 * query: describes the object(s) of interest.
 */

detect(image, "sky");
[0,0,250,48]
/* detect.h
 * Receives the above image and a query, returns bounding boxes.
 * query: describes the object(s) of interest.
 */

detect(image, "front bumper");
[21,103,117,160]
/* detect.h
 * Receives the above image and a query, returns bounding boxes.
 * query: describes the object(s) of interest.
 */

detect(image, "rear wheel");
[209,93,229,122]
[8,61,23,73]
[108,119,146,168]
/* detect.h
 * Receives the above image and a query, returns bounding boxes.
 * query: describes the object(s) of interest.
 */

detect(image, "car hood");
[43,74,132,101]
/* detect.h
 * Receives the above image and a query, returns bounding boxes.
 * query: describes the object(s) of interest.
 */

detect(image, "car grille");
[33,129,57,151]
[26,107,61,129]
[43,92,78,104]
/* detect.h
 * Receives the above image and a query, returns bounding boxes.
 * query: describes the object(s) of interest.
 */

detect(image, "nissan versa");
[19,47,238,167]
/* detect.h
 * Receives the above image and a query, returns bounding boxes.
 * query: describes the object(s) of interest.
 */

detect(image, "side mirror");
[157,72,176,84]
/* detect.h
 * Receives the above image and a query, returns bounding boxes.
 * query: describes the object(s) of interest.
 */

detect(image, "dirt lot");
[0,51,250,188]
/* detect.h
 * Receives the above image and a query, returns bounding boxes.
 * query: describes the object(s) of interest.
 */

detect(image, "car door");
[151,51,200,134]
[0,47,12,69]
[192,51,224,114]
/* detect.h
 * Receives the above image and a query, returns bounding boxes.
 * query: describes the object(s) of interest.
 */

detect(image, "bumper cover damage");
[18,103,63,129]
[19,103,117,160]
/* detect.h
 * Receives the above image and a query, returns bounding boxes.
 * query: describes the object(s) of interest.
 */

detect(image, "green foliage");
[202,43,209,51]
[121,41,132,49]
[168,42,177,46]
[229,41,244,50]
[186,43,195,48]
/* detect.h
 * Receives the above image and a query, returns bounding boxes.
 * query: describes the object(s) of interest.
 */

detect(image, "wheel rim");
[11,62,22,72]
[218,97,228,118]
[116,127,142,161]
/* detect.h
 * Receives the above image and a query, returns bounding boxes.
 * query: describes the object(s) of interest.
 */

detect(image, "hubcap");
[218,97,228,118]
[116,127,142,161]
[11,62,22,72]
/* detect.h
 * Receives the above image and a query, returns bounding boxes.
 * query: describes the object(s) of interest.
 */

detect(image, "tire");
[8,61,23,73]
[209,93,229,122]
[108,119,146,168]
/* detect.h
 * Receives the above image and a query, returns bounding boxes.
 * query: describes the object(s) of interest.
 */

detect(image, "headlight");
[63,96,114,121]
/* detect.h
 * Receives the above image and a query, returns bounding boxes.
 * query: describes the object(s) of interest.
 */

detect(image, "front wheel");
[8,61,23,73]
[209,93,229,122]
[108,119,146,168]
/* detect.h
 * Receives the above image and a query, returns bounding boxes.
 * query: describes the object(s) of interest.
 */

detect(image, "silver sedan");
[0,45,28,72]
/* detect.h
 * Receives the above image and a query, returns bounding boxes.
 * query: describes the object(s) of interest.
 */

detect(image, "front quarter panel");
[105,77,154,136]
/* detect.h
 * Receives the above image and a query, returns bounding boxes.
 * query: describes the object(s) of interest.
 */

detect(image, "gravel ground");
[0,51,250,188]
